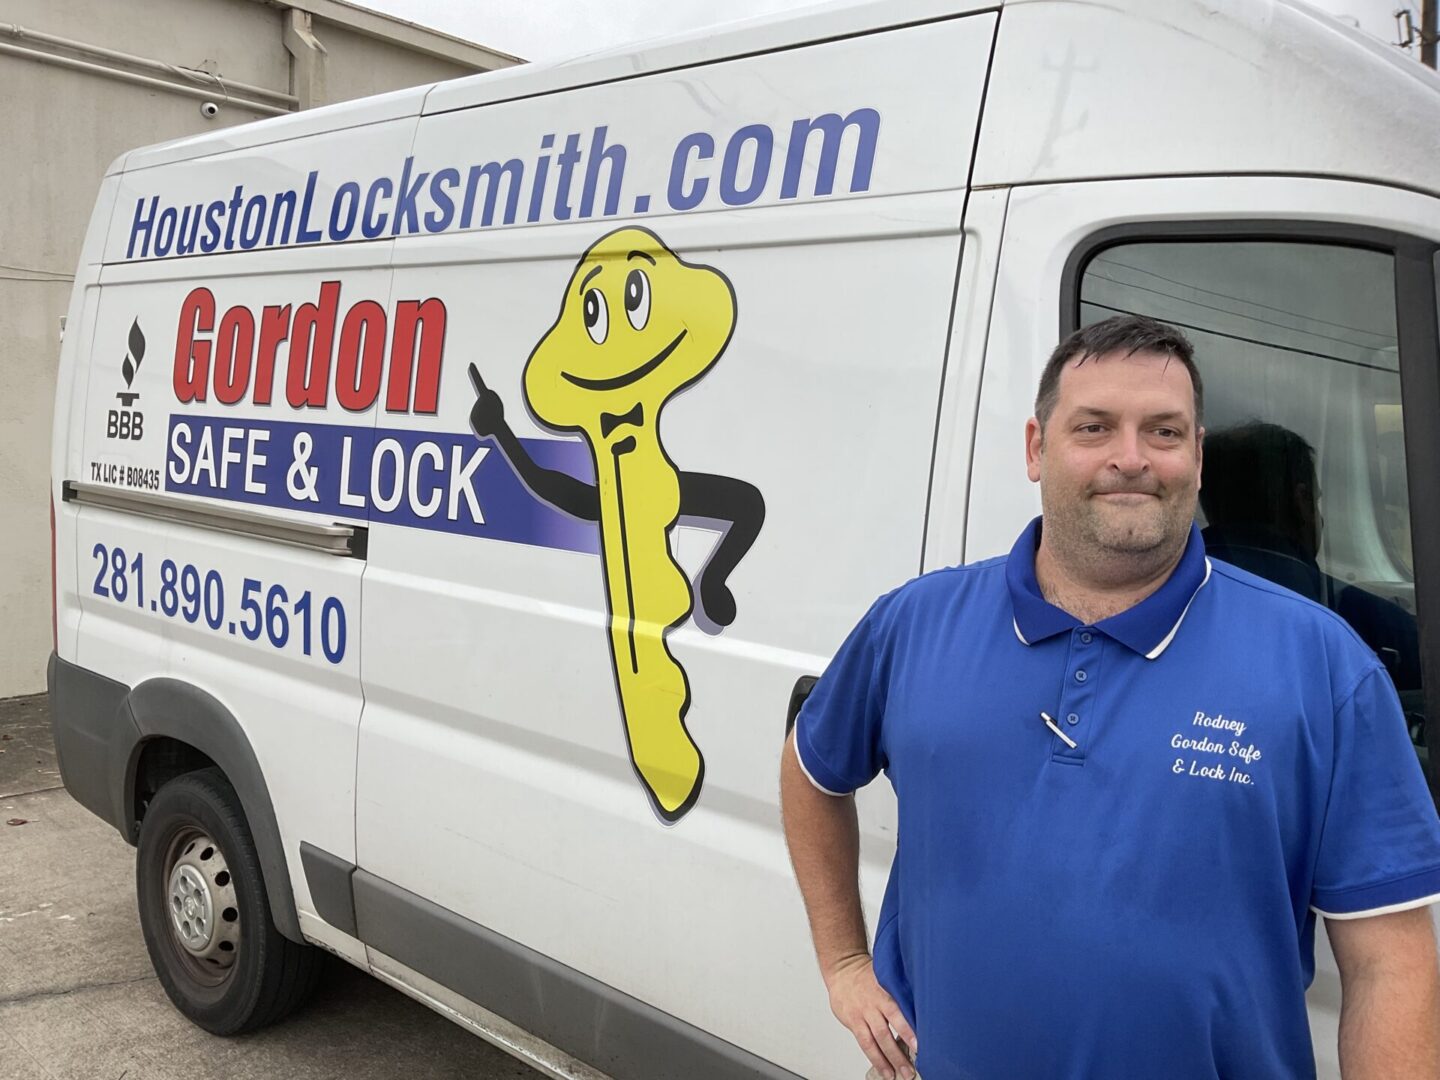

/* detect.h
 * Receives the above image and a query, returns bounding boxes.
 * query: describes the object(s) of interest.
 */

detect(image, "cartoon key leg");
[468,226,764,822]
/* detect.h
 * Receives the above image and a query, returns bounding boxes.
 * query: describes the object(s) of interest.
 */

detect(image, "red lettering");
[254,304,291,406]
[173,287,215,403]
[335,301,387,411]
[387,297,447,414]
[172,282,446,415]
[286,280,341,409]
[213,307,256,405]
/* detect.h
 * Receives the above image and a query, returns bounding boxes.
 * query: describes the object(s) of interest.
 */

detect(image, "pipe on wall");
[0,25,294,116]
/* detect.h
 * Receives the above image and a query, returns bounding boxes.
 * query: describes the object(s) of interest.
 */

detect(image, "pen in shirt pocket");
[1040,711,1078,750]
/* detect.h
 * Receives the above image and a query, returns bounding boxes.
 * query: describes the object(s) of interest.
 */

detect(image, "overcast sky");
[352,0,1422,64]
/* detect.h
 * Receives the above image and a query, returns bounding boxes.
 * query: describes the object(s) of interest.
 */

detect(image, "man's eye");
[1153,428,1181,439]
[1078,424,1106,434]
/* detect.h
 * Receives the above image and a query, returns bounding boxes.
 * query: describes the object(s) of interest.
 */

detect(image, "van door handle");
[786,675,819,736]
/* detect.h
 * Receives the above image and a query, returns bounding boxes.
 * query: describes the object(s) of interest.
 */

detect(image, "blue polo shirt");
[795,518,1440,1080]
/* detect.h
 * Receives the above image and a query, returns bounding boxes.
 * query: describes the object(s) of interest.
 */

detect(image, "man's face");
[1026,349,1203,562]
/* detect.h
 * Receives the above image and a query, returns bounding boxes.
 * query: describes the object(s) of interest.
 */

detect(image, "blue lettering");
[238,194,268,249]
[201,200,225,253]
[223,186,244,250]
[267,190,297,246]
[423,169,460,232]
[578,126,625,218]
[720,124,773,206]
[329,181,361,241]
[781,109,880,199]
[296,171,324,243]
[362,177,392,239]
[552,134,583,221]
[460,160,523,228]
[527,135,555,225]
[153,207,178,257]
[667,134,713,212]
[391,157,430,236]
[127,196,159,259]
[175,204,202,256]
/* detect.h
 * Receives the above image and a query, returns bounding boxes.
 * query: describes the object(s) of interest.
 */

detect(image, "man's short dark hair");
[1035,315,1203,431]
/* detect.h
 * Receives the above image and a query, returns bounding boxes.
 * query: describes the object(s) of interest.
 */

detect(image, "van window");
[1078,240,1426,769]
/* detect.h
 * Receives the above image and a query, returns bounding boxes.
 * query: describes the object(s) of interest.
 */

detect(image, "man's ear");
[1025,417,1043,483]
[1195,425,1205,492]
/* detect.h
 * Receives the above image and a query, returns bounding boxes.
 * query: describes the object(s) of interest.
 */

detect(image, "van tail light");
[50,492,58,652]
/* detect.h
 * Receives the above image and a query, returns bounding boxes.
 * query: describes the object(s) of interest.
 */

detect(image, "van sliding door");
[352,11,998,1078]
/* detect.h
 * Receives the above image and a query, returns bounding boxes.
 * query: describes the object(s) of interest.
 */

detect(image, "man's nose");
[1110,429,1149,474]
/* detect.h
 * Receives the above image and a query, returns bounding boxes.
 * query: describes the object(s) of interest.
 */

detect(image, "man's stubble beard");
[1039,477,1198,585]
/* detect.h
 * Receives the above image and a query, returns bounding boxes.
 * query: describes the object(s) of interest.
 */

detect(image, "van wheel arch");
[120,679,302,943]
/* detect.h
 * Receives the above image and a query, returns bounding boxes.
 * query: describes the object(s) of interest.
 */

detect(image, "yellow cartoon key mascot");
[468,227,765,823]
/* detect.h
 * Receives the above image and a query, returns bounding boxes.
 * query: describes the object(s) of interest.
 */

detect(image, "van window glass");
[1079,241,1426,771]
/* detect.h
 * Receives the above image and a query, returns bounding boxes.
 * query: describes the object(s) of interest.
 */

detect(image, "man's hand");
[825,952,918,1080]
[780,731,916,1077]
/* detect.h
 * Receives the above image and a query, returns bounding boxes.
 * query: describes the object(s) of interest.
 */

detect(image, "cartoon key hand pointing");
[468,227,764,822]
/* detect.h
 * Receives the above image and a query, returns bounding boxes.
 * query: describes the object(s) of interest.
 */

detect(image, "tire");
[136,767,323,1035]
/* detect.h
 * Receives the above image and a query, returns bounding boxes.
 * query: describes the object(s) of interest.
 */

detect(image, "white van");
[47,1,1440,1076]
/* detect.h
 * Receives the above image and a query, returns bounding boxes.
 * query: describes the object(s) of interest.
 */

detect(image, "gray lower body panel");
[47,652,136,834]
[300,841,358,938]
[46,653,302,942]
[350,867,802,1080]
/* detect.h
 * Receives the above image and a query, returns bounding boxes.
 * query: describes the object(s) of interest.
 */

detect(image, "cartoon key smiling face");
[523,227,736,442]
[468,226,763,823]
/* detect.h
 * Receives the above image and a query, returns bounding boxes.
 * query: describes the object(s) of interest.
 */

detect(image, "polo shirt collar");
[1006,517,1212,660]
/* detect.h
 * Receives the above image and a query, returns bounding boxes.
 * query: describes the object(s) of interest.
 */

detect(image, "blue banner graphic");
[165,414,599,555]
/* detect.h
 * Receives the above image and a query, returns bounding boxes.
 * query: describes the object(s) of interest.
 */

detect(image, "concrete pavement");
[0,693,541,1080]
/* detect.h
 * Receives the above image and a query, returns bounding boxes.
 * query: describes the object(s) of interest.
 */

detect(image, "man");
[780,315,1440,1080]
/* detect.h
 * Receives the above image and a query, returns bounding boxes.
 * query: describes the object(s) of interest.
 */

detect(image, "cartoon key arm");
[466,226,764,823]
[467,364,765,630]
[468,362,599,522]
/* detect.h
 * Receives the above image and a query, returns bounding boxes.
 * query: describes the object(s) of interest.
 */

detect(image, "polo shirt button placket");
[1052,627,1100,764]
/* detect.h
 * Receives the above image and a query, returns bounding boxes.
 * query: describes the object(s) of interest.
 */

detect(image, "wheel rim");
[162,827,241,984]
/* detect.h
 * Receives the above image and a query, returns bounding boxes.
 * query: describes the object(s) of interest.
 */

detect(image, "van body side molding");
[47,652,135,830]
[299,842,359,938]
[351,869,804,1080]
[63,480,367,558]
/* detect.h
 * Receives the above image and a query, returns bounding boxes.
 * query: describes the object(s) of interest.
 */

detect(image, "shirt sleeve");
[1311,666,1440,918]
[792,598,891,796]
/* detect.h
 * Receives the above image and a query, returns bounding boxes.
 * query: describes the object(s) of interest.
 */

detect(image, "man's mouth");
[561,330,687,391]
[1094,491,1160,501]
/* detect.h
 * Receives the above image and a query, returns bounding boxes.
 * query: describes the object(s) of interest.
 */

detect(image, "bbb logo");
[108,319,146,441]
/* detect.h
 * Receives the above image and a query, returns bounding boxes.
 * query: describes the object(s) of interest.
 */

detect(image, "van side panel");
[356,15,995,1078]
[68,115,419,955]
[53,169,124,663]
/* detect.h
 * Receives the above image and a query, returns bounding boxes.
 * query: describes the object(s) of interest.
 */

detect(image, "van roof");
[119,0,1440,200]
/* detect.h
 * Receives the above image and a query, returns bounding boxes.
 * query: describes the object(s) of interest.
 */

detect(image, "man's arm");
[780,730,916,1080]
[1328,906,1440,1078]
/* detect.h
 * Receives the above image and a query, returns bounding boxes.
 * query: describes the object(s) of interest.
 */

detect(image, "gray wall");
[0,0,517,696]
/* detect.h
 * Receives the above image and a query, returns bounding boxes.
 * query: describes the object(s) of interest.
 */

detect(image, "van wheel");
[136,767,322,1034]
